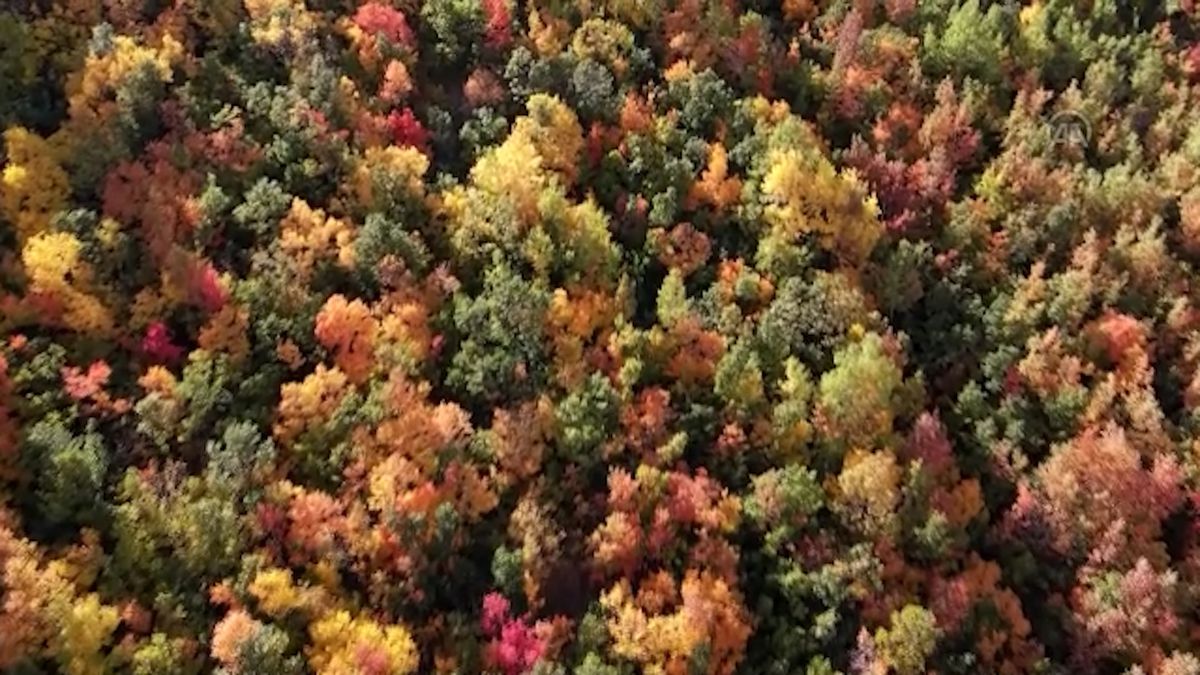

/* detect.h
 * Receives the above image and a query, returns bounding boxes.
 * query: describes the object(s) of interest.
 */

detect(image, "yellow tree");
[21,232,113,335]
[760,146,882,269]
[601,569,752,675]
[308,610,418,675]
[279,199,356,282]
[1,127,70,244]
[512,94,585,186]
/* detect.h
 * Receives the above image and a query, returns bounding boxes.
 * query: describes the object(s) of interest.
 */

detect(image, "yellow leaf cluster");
[600,569,751,675]
[351,145,429,211]
[446,94,592,264]
[836,449,901,538]
[0,533,70,666]
[762,148,882,267]
[558,198,619,282]
[548,287,619,387]
[249,567,307,617]
[275,365,352,446]
[570,19,635,76]
[21,232,113,335]
[745,96,793,125]
[307,610,418,675]
[1,127,70,243]
[280,198,356,280]
[67,34,181,123]
[243,0,317,47]
[513,94,585,185]
[0,525,118,675]
[57,594,119,675]
[469,130,548,225]
[366,453,425,515]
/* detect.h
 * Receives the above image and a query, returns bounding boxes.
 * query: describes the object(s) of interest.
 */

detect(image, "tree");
[874,605,939,675]
[759,146,883,270]
[314,294,377,385]
[816,333,903,449]
[20,231,113,335]
[1,127,69,243]
[420,0,484,66]
[555,372,620,467]
[921,0,1008,86]
[446,261,551,407]
[22,416,109,530]
[307,610,418,675]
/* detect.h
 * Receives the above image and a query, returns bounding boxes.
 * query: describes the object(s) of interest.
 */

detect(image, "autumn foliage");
[2,1,1200,674]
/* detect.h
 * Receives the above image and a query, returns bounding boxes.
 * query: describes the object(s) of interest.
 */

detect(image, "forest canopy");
[3,1,1200,674]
